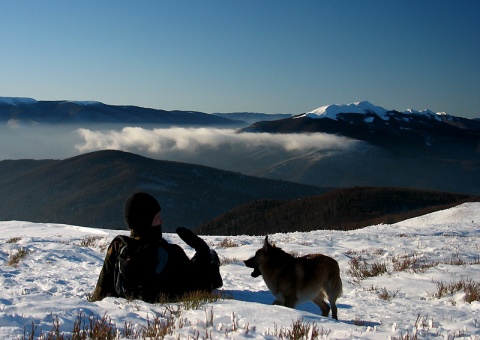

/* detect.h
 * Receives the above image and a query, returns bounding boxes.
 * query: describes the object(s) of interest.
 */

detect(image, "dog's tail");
[331,261,343,298]
[336,276,343,298]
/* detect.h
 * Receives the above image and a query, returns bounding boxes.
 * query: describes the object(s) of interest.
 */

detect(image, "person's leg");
[190,249,223,290]
[177,228,222,290]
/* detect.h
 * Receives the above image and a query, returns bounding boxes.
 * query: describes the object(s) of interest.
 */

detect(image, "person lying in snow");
[91,192,223,302]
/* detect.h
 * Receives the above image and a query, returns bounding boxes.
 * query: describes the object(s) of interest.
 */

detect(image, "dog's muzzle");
[244,257,262,278]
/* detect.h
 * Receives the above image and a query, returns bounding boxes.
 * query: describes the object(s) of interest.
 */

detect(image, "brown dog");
[244,236,342,320]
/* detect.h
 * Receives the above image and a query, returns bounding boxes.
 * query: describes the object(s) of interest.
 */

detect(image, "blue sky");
[1,1,479,118]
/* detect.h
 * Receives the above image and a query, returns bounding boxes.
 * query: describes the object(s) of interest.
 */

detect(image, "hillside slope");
[195,187,480,235]
[0,150,324,230]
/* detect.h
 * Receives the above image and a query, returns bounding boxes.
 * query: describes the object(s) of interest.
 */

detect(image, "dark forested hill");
[0,150,325,231]
[194,187,480,235]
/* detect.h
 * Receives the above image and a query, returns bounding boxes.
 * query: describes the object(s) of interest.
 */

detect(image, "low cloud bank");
[0,125,81,160]
[75,127,356,155]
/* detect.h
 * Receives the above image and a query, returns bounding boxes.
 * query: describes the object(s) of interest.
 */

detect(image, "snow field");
[0,203,479,339]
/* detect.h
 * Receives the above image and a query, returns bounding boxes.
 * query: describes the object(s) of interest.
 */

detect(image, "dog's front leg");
[283,295,297,308]
[273,296,296,308]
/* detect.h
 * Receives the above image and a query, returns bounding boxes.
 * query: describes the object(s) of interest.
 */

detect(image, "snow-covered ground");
[1,203,479,339]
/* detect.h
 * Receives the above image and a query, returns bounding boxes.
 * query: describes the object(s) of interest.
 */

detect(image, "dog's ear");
[263,235,271,250]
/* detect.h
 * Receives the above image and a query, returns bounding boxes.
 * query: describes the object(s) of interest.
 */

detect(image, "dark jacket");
[91,227,217,302]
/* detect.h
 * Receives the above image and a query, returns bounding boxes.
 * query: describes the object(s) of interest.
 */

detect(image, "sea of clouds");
[0,125,357,168]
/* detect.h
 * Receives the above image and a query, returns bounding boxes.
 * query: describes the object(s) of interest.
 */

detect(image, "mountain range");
[1,97,480,231]
[2,97,477,127]
[238,101,480,195]
[242,100,480,157]
[0,97,292,126]
[0,97,237,126]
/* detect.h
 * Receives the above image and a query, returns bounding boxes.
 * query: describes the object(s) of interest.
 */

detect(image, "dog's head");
[243,236,273,278]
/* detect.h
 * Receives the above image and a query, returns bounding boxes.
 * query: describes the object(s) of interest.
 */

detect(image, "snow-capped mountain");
[239,101,480,194]
[243,100,480,158]
[302,101,446,121]
[304,101,388,119]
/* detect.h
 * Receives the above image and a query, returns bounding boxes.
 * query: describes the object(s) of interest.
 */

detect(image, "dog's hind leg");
[326,291,339,320]
[312,294,330,318]
[328,296,338,320]
[326,284,340,320]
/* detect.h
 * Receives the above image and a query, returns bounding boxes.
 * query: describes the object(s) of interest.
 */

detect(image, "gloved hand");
[176,227,210,253]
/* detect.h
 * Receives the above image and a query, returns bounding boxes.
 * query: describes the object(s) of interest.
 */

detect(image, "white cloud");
[75,127,356,155]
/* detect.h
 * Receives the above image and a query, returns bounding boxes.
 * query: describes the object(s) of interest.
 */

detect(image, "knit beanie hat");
[124,192,161,230]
